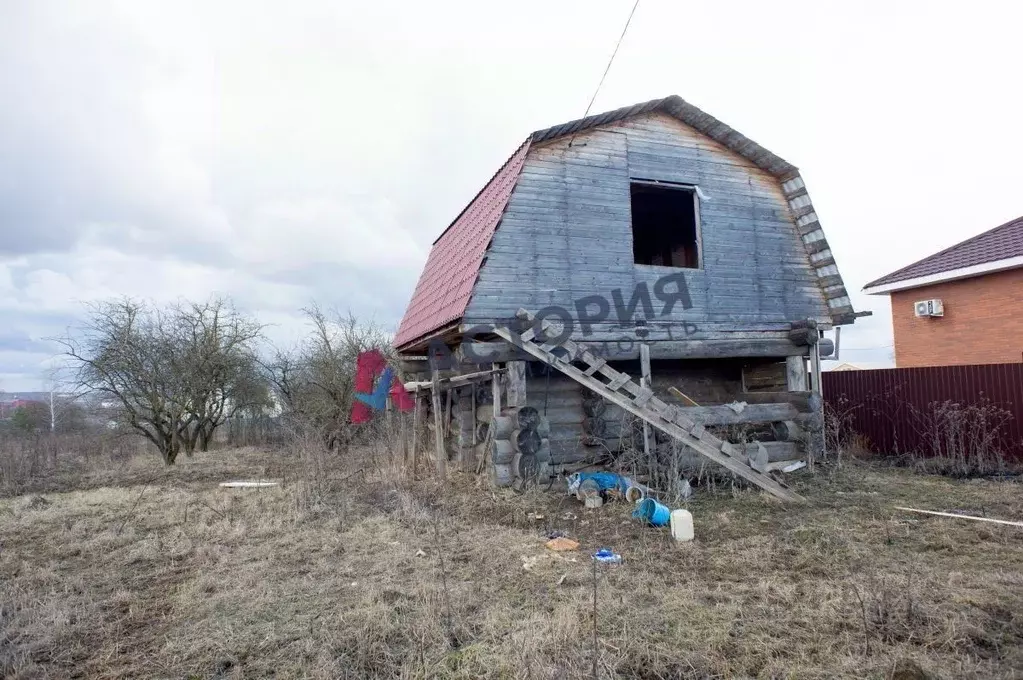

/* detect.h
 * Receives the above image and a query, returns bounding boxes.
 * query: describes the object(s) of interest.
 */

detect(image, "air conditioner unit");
[914,299,944,318]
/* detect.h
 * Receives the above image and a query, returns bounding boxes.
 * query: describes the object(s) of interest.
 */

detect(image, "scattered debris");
[678,478,693,500]
[415,549,427,557]
[747,442,769,473]
[592,548,622,565]
[567,472,625,496]
[524,550,578,571]
[219,481,279,489]
[527,512,545,521]
[584,495,603,509]
[670,508,694,542]
[725,400,747,414]
[668,386,700,406]
[576,479,601,502]
[556,573,568,586]
[545,537,580,552]
[633,498,671,527]
[568,471,649,506]
[766,459,806,473]
[895,506,1023,528]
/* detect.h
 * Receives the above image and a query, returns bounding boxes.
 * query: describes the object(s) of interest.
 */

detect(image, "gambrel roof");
[394,95,856,351]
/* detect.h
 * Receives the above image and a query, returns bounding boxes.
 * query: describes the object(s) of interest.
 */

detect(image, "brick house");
[863,215,1023,367]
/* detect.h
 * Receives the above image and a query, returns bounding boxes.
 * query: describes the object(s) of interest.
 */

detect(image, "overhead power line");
[581,0,634,119]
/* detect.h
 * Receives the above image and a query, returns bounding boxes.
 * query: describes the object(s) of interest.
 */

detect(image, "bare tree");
[171,299,268,453]
[55,297,266,464]
[261,306,391,449]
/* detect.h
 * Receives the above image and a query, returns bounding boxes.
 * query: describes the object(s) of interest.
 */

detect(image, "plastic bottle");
[670,509,694,542]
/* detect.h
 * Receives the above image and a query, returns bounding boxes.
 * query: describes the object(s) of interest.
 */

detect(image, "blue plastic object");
[568,471,630,495]
[593,548,622,564]
[632,498,671,527]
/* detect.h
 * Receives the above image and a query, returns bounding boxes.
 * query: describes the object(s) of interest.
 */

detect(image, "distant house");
[0,393,49,420]
[829,363,862,371]
[863,215,1023,367]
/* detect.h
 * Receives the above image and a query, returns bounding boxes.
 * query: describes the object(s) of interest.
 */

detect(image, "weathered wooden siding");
[464,112,829,356]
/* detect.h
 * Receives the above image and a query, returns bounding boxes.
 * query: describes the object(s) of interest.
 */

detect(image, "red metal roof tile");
[394,141,530,350]
[865,215,1023,289]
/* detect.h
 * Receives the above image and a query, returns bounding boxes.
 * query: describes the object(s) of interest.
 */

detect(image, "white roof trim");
[863,255,1023,294]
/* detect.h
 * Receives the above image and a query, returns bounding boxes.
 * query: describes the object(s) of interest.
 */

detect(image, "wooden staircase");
[489,309,805,503]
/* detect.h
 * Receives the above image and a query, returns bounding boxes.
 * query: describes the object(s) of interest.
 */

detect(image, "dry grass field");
[1,446,1022,679]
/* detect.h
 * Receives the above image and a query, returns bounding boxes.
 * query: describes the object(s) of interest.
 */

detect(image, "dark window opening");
[630,182,700,268]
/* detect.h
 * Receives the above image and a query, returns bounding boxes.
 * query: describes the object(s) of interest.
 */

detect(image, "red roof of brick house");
[863,215,1023,294]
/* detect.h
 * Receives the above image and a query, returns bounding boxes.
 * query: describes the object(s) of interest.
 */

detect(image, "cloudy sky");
[1,1,1021,390]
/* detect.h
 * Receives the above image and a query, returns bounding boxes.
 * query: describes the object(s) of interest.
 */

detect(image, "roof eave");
[862,255,1023,295]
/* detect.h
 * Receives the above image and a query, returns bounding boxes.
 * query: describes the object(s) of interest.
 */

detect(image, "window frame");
[628,178,703,270]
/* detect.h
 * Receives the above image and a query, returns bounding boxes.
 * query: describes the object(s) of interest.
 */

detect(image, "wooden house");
[394,96,864,500]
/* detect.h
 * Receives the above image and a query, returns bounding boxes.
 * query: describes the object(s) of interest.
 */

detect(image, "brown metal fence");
[822,363,1023,462]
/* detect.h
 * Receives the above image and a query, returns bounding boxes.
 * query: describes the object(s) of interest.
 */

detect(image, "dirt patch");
[1,447,1022,678]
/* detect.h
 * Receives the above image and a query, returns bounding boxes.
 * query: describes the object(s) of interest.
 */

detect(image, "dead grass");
[1,447,1022,679]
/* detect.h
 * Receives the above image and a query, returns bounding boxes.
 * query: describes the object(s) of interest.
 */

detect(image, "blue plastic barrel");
[632,498,671,526]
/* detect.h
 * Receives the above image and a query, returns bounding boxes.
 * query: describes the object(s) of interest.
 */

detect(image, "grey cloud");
[260,262,416,330]
[0,330,57,355]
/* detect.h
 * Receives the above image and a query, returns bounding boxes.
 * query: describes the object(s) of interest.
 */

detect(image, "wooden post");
[506,361,526,408]
[444,387,453,438]
[807,340,824,468]
[471,388,477,446]
[786,356,808,392]
[492,363,503,415]
[639,344,652,459]
[412,395,421,473]
[400,408,408,463]
[430,361,447,480]
[809,343,823,397]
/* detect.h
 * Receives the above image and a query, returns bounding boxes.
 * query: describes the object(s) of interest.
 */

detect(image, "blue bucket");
[632,498,671,527]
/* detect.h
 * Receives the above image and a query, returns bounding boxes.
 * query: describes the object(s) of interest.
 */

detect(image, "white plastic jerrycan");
[670,508,694,542]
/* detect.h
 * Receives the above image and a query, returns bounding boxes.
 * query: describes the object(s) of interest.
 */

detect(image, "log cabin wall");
[464,112,831,361]
[518,358,801,467]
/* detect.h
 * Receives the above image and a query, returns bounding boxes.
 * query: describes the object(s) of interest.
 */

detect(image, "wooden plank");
[668,386,700,406]
[894,507,1023,529]
[736,391,820,412]
[676,403,800,425]
[455,341,524,365]
[403,367,505,392]
[490,324,802,501]
[506,361,526,408]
